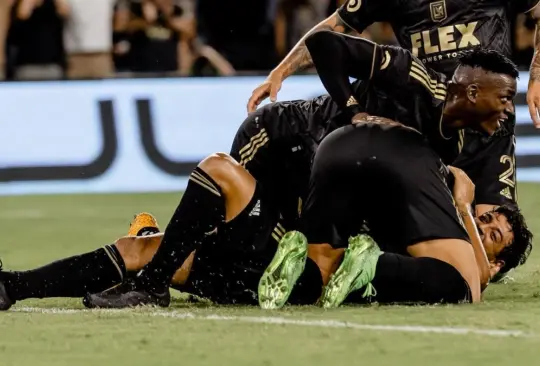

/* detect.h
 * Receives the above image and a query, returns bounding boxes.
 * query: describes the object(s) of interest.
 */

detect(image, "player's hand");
[247,71,283,113]
[351,112,369,124]
[448,166,475,207]
[526,79,540,128]
[489,261,504,280]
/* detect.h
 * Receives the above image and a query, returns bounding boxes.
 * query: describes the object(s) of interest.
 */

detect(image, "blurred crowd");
[0,0,536,81]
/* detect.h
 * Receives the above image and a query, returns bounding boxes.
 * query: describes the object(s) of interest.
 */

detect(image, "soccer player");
[247,0,540,126]
[229,96,343,230]
[50,47,529,308]
[258,115,531,310]
[303,31,522,280]
[235,46,517,225]
[247,0,534,217]
[0,151,531,310]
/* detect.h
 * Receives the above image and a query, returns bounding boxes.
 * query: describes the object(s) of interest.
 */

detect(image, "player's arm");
[305,30,442,118]
[274,0,388,78]
[304,30,379,116]
[449,167,492,290]
[246,13,356,112]
[524,0,540,127]
[247,0,391,112]
[272,13,358,81]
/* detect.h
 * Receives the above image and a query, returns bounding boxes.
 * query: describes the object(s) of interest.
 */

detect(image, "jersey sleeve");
[336,0,393,33]
[513,0,540,13]
[371,45,448,104]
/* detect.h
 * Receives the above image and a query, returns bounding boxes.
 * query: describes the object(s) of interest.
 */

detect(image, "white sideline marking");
[13,307,530,338]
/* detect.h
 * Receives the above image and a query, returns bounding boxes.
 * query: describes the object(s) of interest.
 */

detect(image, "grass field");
[1,185,540,365]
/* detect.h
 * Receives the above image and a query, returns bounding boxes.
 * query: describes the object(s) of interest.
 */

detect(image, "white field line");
[13,307,531,338]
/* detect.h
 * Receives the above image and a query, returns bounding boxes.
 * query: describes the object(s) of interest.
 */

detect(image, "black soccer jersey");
[367,43,462,163]
[452,116,517,206]
[337,0,540,76]
[305,30,462,163]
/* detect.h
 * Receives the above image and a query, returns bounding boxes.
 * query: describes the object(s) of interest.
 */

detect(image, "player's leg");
[0,243,126,311]
[0,210,164,310]
[0,230,193,311]
[84,152,269,308]
[259,123,368,309]
[320,125,479,307]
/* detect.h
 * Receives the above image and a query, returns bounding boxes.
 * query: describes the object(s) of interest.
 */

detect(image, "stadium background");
[2,1,540,365]
[1,0,539,195]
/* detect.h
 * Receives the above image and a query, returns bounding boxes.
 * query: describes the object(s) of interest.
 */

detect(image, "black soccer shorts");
[301,122,470,254]
[178,184,286,304]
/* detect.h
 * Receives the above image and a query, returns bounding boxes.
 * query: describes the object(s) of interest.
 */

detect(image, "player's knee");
[198,153,242,183]
[198,152,255,197]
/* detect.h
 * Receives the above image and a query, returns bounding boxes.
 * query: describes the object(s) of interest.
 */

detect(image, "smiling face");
[447,66,517,134]
[476,211,514,262]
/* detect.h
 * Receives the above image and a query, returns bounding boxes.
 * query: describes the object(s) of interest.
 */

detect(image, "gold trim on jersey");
[103,246,124,280]
[437,102,452,140]
[369,43,377,79]
[271,223,286,243]
[457,129,465,153]
[380,50,391,71]
[239,129,270,167]
[335,12,359,33]
[190,170,221,197]
[524,0,540,14]
[409,60,447,101]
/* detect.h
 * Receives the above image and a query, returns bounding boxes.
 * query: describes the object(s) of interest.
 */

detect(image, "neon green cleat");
[258,231,308,310]
[320,234,382,309]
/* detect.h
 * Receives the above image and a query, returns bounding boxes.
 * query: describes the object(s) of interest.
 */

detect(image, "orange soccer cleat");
[128,212,160,236]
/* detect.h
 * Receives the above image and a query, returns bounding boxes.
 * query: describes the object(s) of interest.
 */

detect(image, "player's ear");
[466,84,478,103]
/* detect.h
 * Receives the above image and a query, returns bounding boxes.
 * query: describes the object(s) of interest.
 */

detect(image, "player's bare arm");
[527,4,540,127]
[449,166,492,289]
[247,13,355,113]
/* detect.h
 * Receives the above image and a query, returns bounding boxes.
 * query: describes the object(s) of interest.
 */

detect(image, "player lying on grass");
[0,147,531,311]
[258,116,533,309]
[302,33,523,280]
[0,45,529,309]
[60,47,531,308]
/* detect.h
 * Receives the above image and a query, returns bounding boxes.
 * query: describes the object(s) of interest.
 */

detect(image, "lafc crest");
[430,0,447,22]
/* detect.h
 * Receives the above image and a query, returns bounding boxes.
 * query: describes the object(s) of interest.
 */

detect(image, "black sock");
[139,167,225,291]
[289,257,324,305]
[347,253,471,305]
[3,245,126,301]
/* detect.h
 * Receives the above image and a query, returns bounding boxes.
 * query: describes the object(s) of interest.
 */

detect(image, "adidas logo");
[346,96,358,107]
[249,200,261,216]
[500,187,512,200]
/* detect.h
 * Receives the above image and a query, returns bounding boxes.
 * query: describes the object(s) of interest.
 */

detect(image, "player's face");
[474,73,517,125]
[476,211,514,262]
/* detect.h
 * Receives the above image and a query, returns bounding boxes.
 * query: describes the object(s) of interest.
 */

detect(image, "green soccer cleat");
[320,234,382,309]
[258,231,308,310]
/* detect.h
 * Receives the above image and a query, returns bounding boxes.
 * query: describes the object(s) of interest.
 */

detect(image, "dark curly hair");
[458,48,519,79]
[492,205,533,280]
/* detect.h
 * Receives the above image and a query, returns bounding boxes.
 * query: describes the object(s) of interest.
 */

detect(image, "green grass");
[1,185,540,365]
